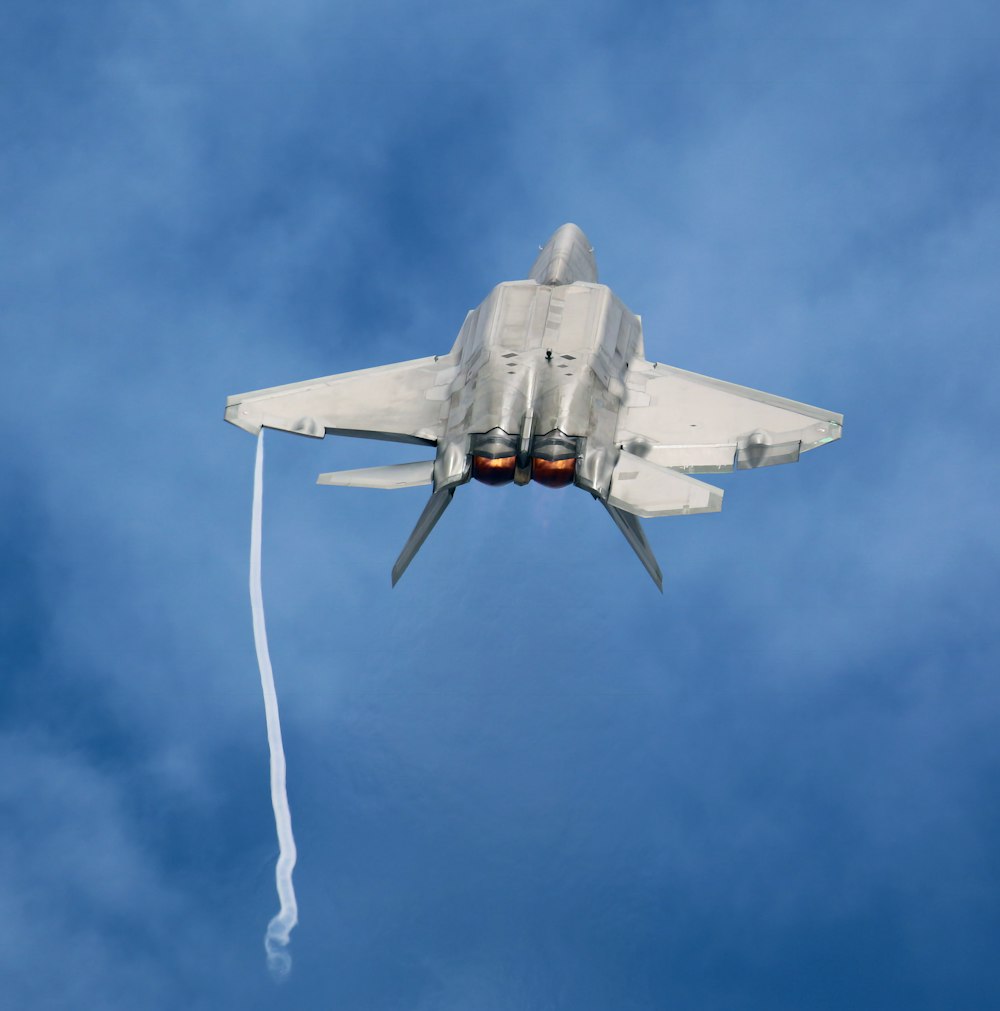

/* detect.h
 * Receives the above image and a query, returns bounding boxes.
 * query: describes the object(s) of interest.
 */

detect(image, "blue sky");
[3,1,1000,1007]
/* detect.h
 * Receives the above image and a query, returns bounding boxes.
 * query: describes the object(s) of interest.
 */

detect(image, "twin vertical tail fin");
[391,486,665,592]
[602,503,663,592]
[317,453,698,591]
[391,487,455,586]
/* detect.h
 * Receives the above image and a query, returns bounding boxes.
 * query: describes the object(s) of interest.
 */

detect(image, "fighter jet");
[225,224,842,589]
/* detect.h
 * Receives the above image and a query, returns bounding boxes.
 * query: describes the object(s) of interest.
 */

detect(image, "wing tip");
[224,402,262,435]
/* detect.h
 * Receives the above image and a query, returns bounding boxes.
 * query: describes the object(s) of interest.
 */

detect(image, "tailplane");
[317,461,433,489]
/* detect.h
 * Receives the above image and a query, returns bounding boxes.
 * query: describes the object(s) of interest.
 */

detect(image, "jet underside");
[225,224,843,589]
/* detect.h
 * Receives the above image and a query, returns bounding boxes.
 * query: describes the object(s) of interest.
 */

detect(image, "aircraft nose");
[529,223,598,285]
[551,222,589,245]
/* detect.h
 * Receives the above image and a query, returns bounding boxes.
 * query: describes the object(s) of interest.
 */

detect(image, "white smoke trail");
[249,430,299,980]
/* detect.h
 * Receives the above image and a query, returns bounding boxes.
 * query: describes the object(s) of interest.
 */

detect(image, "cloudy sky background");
[3,1,999,1007]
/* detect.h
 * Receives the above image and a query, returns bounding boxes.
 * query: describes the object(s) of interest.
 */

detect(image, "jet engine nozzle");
[530,431,579,489]
[532,458,576,488]
[471,430,519,486]
[473,455,517,485]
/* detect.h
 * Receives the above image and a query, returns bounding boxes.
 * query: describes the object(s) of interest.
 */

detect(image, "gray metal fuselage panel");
[433,281,642,495]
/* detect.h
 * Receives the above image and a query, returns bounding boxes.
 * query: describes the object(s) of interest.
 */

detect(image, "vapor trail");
[249,430,298,980]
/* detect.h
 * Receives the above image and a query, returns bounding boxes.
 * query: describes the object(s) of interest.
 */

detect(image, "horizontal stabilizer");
[392,487,455,586]
[608,451,723,518]
[317,460,434,489]
[602,502,663,592]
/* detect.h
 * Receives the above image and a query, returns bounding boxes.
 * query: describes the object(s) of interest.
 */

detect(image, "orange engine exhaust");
[470,429,578,488]
[470,429,519,485]
[531,457,576,488]
[530,430,578,489]
[472,455,516,485]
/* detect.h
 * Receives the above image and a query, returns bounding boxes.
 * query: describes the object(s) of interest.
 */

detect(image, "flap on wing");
[616,362,843,473]
[225,354,459,445]
[608,451,723,518]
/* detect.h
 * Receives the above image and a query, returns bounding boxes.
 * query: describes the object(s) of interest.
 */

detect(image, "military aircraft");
[225,224,842,589]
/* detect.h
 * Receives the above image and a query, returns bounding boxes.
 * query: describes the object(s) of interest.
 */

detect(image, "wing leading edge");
[617,361,843,473]
[225,354,459,445]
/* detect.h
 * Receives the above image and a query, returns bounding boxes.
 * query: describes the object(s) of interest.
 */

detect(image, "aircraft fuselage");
[433,224,638,499]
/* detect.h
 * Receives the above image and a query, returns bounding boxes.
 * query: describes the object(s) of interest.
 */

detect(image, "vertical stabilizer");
[602,501,663,591]
[392,487,455,586]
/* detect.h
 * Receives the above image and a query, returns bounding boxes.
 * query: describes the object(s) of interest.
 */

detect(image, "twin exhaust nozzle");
[470,429,578,488]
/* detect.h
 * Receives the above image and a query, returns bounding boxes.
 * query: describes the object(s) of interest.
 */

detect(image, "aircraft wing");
[225,354,459,445]
[616,361,843,473]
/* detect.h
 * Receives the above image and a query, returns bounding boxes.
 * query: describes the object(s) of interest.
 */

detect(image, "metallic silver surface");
[391,487,454,587]
[316,461,434,489]
[528,223,598,286]
[226,223,843,587]
[602,502,663,592]
[607,452,724,519]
